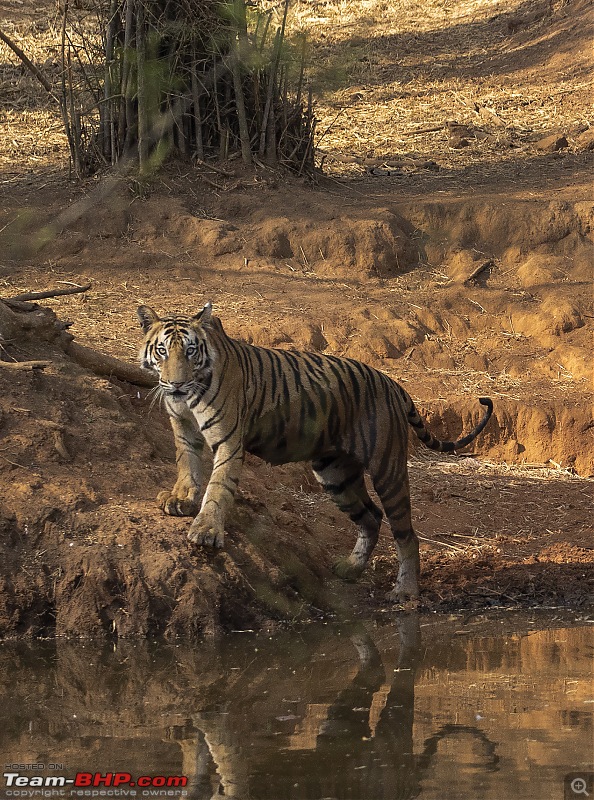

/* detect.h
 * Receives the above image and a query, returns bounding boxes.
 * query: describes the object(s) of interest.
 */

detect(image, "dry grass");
[0,3,68,181]
[285,0,593,174]
[1,0,591,184]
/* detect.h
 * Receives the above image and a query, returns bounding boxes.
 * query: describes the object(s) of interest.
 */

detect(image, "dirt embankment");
[0,0,592,638]
[0,177,592,639]
[30,182,592,473]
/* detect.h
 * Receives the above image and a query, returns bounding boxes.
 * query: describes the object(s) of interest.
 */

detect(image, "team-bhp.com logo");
[4,772,188,795]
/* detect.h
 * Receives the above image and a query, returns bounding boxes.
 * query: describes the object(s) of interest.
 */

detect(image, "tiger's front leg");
[187,442,244,549]
[159,408,205,517]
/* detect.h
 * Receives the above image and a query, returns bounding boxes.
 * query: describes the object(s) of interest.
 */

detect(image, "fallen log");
[64,341,156,387]
[0,298,156,387]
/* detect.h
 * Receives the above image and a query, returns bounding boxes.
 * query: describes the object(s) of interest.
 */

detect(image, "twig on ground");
[4,283,91,302]
[402,123,445,136]
[464,259,494,285]
[0,449,37,471]
[0,360,52,371]
[194,158,235,177]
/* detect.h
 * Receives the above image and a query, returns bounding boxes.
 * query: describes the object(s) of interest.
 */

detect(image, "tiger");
[138,302,493,601]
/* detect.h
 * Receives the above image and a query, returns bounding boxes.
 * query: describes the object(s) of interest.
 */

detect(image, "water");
[0,612,591,800]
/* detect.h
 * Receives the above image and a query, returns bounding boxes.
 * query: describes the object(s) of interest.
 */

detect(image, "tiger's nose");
[170,381,186,389]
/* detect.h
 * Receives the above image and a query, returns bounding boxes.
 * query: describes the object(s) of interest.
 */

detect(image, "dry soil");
[0,0,592,637]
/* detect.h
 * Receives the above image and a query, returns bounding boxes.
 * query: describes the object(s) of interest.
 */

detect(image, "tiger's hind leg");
[312,455,383,582]
[373,470,420,602]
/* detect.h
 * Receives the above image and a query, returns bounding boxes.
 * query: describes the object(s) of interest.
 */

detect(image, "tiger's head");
[137,302,214,400]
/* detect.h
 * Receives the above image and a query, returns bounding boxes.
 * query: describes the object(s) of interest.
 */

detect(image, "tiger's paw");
[158,487,200,517]
[187,517,225,549]
[332,558,365,582]
[385,558,419,604]
[385,590,420,610]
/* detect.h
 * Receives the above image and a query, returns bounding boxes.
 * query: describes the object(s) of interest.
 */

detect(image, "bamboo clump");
[55,0,315,177]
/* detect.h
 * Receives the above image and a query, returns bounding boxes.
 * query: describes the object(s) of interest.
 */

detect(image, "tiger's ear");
[193,301,213,326]
[137,306,160,332]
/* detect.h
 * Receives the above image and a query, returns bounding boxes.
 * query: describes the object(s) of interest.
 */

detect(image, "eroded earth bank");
[0,0,592,637]
[0,174,592,638]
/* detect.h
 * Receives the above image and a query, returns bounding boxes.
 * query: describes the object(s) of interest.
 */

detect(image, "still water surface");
[0,612,591,800]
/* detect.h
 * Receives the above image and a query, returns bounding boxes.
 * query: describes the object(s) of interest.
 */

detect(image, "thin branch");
[136,1,149,174]
[191,61,204,161]
[464,260,495,285]
[103,0,120,162]
[4,284,92,303]
[119,0,135,153]
[0,360,52,371]
[402,123,445,136]
[0,28,55,96]
[231,0,252,164]
[194,158,235,177]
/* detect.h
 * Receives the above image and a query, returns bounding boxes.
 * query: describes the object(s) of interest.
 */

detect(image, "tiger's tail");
[407,396,493,453]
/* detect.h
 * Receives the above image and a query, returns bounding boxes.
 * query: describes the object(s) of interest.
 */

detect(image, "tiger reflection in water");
[177,618,499,800]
